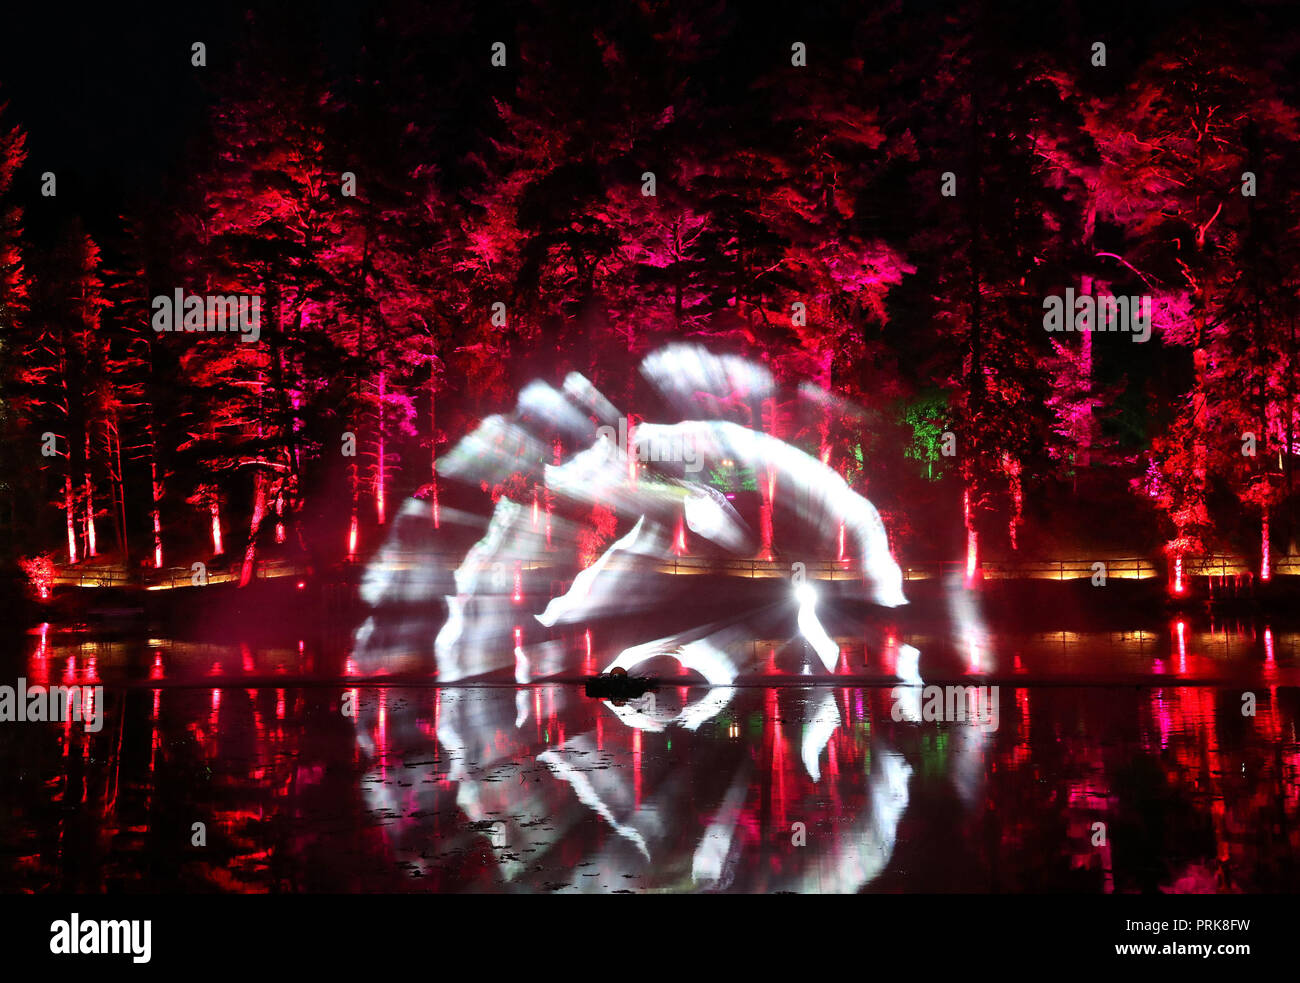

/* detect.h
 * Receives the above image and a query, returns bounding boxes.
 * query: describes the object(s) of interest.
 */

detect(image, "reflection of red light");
[30,623,50,685]
[633,728,642,807]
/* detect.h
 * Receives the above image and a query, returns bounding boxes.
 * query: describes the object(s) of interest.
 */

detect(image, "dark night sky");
[0,4,227,240]
[1,0,1292,247]
[0,1,375,245]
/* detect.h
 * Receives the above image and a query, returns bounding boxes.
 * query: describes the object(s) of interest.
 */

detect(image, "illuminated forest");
[2,0,1300,593]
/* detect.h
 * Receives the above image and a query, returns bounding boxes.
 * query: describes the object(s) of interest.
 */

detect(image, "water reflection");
[2,620,1298,892]
[19,617,1300,685]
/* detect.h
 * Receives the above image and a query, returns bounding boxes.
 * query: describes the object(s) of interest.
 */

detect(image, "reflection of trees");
[9,633,1299,893]
[982,686,1300,892]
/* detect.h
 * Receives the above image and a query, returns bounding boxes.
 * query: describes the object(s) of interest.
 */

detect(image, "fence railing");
[53,556,309,590]
[42,549,1289,590]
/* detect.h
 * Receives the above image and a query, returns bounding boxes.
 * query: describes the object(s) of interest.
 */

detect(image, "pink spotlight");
[962,488,980,588]
[1261,515,1271,583]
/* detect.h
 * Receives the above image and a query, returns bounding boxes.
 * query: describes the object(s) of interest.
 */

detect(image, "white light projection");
[354,343,913,691]
[351,344,927,729]
[343,345,939,890]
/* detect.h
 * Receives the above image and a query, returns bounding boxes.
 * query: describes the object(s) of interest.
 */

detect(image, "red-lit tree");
[0,96,27,559]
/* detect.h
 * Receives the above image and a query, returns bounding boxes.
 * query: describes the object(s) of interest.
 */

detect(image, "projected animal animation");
[393,345,910,682]
[341,345,987,891]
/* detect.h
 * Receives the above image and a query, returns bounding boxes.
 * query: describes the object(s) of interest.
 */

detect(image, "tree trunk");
[239,472,269,587]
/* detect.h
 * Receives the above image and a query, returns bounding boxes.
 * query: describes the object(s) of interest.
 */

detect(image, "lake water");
[2,615,1298,892]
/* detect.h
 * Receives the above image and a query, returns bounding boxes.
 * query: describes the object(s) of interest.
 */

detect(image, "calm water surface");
[3,617,1298,893]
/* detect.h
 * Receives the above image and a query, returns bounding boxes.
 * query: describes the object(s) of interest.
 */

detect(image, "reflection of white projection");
[801,691,843,782]
[819,750,911,894]
[436,689,471,784]
[891,643,925,722]
[691,774,750,887]
[603,634,737,731]
[537,748,651,861]
[514,638,530,727]
[605,691,675,732]
[351,679,917,892]
[947,720,990,809]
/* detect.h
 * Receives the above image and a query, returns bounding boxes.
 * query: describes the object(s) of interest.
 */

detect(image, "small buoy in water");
[584,666,653,702]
